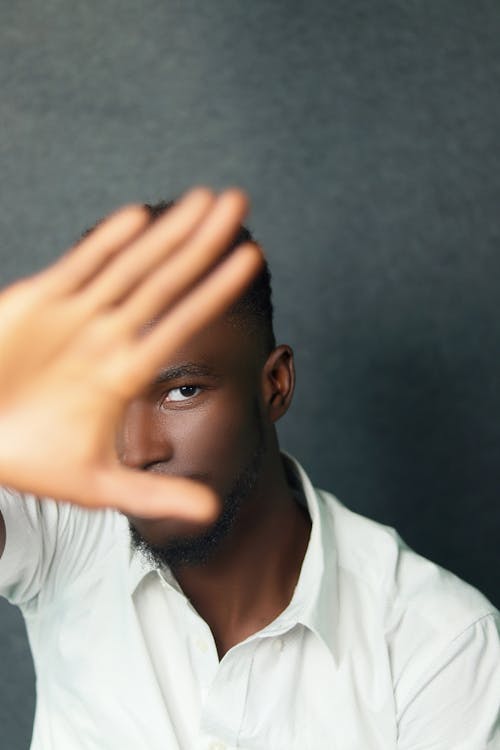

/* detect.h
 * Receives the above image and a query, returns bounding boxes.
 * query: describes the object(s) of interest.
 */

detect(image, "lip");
[128,513,212,537]
[145,465,211,484]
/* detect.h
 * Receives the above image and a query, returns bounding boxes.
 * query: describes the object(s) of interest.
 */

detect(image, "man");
[0,187,498,749]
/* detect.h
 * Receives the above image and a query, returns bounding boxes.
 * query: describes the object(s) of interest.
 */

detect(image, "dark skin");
[120,316,312,660]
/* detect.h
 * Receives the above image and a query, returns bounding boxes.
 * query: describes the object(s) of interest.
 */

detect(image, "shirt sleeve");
[0,486,57,605]
[0,485,124,607]
[397,612,500,750]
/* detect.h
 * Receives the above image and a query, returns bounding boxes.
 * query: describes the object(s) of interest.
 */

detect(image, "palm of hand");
[0,189,261,524]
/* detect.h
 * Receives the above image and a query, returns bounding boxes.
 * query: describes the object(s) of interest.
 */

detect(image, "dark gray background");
[1,1,499,747]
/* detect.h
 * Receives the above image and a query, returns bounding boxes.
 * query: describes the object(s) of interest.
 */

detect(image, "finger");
[111,191,252,331]
[34,205,151,295]
[91,466,221,524]
[126,242,263,389]
[74,187,224,312]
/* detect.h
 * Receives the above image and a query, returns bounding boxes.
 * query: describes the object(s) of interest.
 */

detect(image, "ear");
[261,345,295,423]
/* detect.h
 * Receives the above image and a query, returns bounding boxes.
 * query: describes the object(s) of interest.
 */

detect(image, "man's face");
[119,314,270,568]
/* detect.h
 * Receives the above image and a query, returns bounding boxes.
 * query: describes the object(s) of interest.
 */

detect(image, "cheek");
[165,395,261,485]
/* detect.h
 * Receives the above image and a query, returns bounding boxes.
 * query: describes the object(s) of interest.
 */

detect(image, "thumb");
[90,465,221,525]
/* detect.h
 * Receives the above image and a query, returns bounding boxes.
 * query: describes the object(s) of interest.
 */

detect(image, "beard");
[128,443,264,570]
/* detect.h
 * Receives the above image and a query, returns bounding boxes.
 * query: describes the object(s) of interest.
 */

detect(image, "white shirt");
[0,455,498,750]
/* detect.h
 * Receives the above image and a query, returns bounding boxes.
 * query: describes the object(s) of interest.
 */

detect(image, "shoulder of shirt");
[315,487,499,637]
[0,485,132,606]
[0,484,129,559]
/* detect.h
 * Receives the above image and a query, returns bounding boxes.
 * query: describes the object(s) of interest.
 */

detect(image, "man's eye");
[164,385,201,403]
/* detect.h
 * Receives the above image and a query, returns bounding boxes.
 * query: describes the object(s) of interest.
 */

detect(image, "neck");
[173,449,311,658]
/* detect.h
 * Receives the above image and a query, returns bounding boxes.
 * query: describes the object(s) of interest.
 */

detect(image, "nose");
[118,399,173,470]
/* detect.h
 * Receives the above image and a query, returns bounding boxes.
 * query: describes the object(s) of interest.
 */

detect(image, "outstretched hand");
[0,188,262,524]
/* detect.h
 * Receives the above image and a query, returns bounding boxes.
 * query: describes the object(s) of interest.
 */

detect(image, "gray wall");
[1,1,499,746]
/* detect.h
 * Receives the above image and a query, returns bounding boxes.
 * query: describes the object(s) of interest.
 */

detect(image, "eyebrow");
[151,362,220,386]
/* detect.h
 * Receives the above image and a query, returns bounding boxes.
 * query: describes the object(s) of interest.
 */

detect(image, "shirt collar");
[127,453,339,663]
[129,544,157,594]
[274,453,339,664]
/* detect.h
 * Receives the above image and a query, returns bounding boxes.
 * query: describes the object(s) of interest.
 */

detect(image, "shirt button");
[196,636,209,653]
[272,637,284,653]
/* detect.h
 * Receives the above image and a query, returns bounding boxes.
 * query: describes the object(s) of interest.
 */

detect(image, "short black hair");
[144,200,276,353]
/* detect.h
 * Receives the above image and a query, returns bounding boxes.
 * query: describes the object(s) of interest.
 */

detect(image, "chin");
[127,514,216,548]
